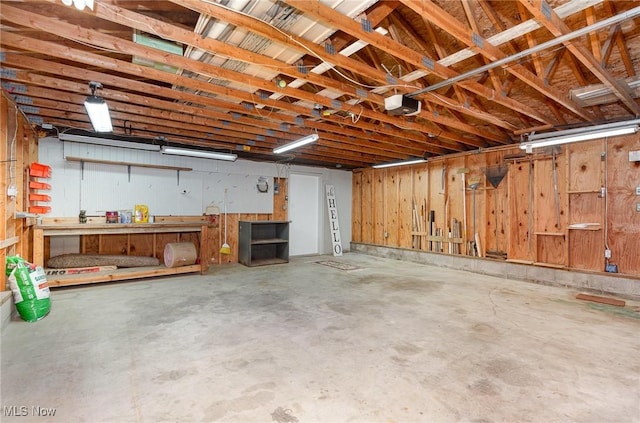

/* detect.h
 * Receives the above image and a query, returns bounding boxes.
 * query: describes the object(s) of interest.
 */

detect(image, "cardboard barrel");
[163,242,197,268]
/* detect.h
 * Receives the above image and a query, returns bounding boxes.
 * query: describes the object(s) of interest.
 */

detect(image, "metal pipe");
[409,6,640,97]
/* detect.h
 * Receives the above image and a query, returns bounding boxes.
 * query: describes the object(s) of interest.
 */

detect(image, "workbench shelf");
[238,220,289,267]
[34,219,211,287]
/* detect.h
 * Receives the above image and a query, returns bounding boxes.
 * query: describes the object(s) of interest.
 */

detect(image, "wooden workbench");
[33,221,211,287]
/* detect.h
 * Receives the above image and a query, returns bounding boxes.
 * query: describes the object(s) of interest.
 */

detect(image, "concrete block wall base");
[1,291,15,332]
[351,243,640,301]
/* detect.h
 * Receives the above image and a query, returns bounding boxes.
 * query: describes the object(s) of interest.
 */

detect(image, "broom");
[220,189,231,255]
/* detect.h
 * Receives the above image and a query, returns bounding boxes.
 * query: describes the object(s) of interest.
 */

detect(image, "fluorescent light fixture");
[161,146,237,161]
[84,82,112,132]
[373,158,427,169]
[273,134,319,154]
[62,0,94,10]
[521,119,640,151]
[59,133,161,151]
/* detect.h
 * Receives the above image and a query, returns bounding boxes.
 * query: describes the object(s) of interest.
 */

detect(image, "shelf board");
[251,238,288,245]
[66,156,192,172]
[568,223,602,231]
[567,190,601,194]
[249,258,289,266]
[46,264,202,287]
[534,232,565,236]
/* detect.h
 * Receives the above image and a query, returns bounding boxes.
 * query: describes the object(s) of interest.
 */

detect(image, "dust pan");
[220,189,231,255]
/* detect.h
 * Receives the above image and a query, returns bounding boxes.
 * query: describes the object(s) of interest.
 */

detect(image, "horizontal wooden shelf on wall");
[568,223,602,231]
[534,232,565,236]
[65,156,192,172]
[567,190,602,194]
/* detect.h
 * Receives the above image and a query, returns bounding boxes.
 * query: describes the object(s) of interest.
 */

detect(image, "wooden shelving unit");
[238,220,289,267]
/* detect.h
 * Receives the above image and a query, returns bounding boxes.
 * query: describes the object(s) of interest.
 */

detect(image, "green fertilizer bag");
[5,256,51,322]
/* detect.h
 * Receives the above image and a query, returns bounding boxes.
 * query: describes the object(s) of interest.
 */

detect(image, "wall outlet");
[7,185,17,197]
[636,186,640,196]
[604,249,612,259]
[637,202,640,212]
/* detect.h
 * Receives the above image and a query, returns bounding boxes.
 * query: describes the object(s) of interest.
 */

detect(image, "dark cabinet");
[238,221,289,266]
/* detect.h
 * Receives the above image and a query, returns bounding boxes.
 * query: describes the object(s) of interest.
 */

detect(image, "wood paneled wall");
[352,135,640,278]
[212,176,288,265]
[1,93,39,291]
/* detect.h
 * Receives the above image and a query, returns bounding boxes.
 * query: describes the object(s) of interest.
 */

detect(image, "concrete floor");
[1,252,639,423]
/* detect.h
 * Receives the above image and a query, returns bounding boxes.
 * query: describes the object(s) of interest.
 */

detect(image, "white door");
[289,173,320,256]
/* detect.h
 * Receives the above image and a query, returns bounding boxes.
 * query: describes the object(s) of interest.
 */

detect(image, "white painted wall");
[38,137,352,256]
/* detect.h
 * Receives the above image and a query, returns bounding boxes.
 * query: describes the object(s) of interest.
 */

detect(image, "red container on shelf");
[29,193,51,202]
[29,181,51,190]
[29,206,51,214]
[30,163,52,178]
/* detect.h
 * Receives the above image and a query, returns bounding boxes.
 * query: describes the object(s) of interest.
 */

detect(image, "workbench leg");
[33,228,44,267]
[200,225,210,273]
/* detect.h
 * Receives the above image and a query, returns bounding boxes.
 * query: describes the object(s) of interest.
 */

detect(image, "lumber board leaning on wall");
[412,165,428,250]
[428,163,445,252]
[447,157,465,255]
[466,153,487,257]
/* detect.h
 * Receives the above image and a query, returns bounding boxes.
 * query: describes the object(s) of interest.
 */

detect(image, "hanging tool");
[412,197,421,249]
[552,149,561,229]
[468,176,481,256]
[483,164,508,253]
[457,167,469,254]
[527,158,533,255]
[220,188,231,255]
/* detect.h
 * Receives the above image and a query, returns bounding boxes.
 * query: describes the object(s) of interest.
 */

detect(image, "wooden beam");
[0,32,457,156]
[461,0,503,93]
[383,13,514,135]
[0,4,465,153]
[400,0,594,121]
[585,6,603,63]
[0,236,19,250]
[4,54,444,158]
[515,2,546,78]
[603,0,635,77]
[248,0,555,125]
[519,0,640,115]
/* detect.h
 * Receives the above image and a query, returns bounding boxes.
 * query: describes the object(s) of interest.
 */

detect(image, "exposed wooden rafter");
[0,0,638,169]
[519,0,640,115]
